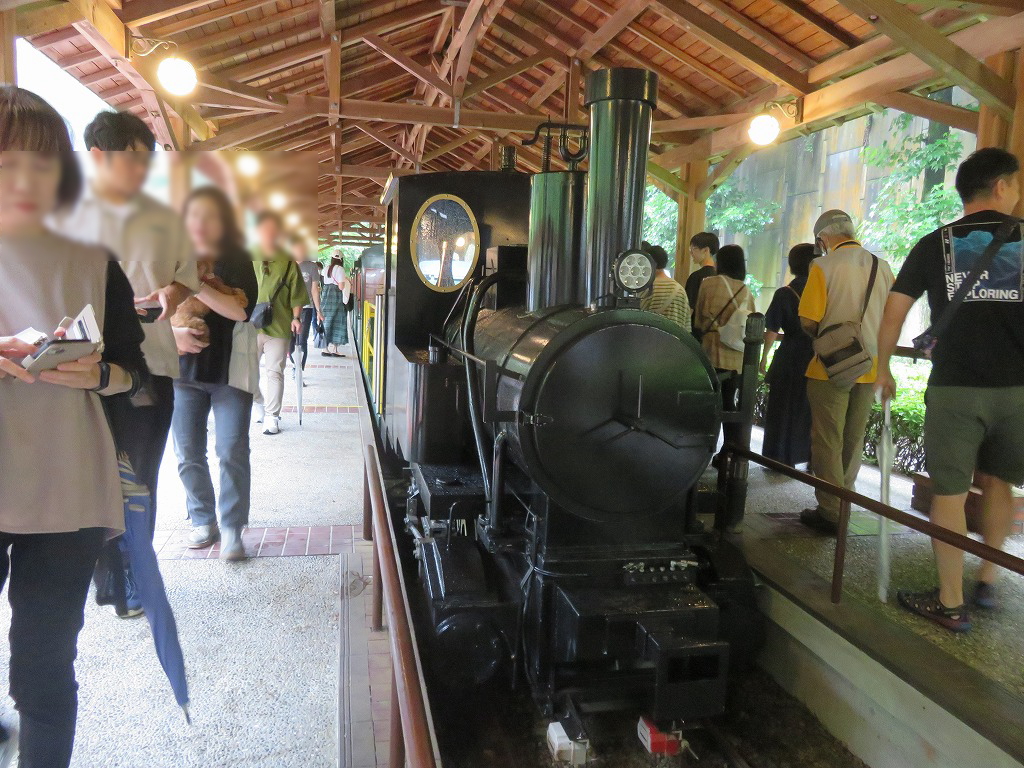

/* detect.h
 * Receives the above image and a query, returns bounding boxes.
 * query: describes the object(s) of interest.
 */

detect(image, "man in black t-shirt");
[877,148,1022,633]
[685,231,719,335]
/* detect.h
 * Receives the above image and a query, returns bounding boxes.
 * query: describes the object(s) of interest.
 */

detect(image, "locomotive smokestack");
[583,68,658,307]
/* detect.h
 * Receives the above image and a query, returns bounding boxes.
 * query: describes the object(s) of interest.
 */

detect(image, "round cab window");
[410,195,480,292]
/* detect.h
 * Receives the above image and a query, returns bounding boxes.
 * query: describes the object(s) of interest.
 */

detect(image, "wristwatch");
[90,361,111,393]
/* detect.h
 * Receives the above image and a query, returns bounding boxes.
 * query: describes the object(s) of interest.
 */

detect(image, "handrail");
[723,445,1024,603]
[364,442,439,768]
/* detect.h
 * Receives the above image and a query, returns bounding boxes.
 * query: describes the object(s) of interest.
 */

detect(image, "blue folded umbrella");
[117,455,191,722]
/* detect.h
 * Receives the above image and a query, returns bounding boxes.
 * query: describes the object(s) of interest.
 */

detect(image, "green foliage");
[642,185,679,271]
[706,178,781,236]
[860,112,965,266]
[862,359,930,474]
[744,274,764,299]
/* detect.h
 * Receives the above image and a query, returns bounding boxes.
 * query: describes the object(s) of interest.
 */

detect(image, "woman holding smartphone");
[0,87,147,766]
[171,186,258,561]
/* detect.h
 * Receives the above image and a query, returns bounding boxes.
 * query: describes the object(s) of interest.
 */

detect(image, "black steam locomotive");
[353,68,764,741]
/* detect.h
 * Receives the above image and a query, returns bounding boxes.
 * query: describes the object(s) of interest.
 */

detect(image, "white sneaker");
[219,527,247,561]
[263,417,280,435]
[253,403,264,424]
[186,524,220,549]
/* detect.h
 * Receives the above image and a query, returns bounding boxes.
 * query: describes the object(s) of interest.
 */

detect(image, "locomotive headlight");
[611,249,656,295]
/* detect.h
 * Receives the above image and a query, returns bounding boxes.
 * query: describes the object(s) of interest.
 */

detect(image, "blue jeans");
[172,381,253,531]
[0,528,105,768]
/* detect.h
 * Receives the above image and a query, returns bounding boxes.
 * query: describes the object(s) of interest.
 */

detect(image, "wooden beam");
[695,0,815,68]
[875,91,980,133]
[216,37,330,83]
[839,0,1016,119]
[337,98,544,132]
[327,31,340,123]
[329,164,405,180]
[451,0,509,99]
[808,9,958,85]
[564,56,582,123]
[803,11,1024,128]
[121,0,211,28]
[575,0,645,61]
[577,0,746,98]
[653,113,752,132]
[340,4,447,49]
[421,131,482,163]
[0,10,15,83]
[651,0,809,93]
[463,50,554,100]
[696,145,752,202]
[200,71,285,109]
[152,0,277,36]
[178,4,313,54]
[190,112,310,150]
[647,162,685,194]
[770,0,861,48]
[355,124,418,164]
[362,33,451,96]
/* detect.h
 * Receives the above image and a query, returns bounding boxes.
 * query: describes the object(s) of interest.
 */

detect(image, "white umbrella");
[876,396,894,602]
[292,333,303,427]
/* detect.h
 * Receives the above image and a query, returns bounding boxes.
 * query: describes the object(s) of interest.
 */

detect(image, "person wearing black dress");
[760,243,817,467]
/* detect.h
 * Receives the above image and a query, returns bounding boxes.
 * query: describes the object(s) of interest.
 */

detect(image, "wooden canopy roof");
[12,0,1024,247]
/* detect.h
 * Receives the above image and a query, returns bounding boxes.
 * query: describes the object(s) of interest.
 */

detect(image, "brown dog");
[171,270,248,346]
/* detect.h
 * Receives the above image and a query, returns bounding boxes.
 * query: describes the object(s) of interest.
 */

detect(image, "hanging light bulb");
[269,192,288,211]
[237,153,261,177]
[747,113,781,146]
[286,212,301,228]
[157,56,198,96]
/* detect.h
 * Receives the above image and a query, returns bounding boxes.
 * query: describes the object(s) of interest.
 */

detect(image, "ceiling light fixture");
[132,36,198,96]
[747,101,800,147]
[236,153,261,177]
[269,192,288,211]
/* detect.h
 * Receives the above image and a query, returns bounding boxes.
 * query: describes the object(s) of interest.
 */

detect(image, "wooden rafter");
[575,0,645,61]
[216,37,330,83]
[770,0,861,48]
[838,0,1016,118]
[874,91,980,133]
[694,0,816,68]
[451,0,509,99]
[340,3,447,48]
[362,33,451,96]
[121,0,213,29]
[355,124,418,164]
[651,0,809,94]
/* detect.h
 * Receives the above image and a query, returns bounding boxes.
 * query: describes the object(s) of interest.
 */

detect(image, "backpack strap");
[707,277,746,332]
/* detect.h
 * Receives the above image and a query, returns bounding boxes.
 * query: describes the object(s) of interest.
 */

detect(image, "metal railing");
[363,442,439,768]
[721,445,1024,604]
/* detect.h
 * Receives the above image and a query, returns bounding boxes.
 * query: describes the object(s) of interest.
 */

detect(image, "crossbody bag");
[250,260,296,330]
[812,255,878,391]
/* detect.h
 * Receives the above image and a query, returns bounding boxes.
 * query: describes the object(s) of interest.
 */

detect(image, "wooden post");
[0,11,16,85]
[976,52,1015,149]
[674,161,708,280]
[1011,50,1024,218]
[168,151,192,212]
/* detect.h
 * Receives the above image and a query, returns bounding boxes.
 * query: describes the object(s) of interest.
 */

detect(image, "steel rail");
[723,445,1024,603]
[364,443,438,768]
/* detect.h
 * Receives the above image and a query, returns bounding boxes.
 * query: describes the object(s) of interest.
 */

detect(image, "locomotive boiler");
[357,67,764,741]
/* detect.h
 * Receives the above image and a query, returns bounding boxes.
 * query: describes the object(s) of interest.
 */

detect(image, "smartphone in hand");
[23,339,102,375]
[137,301,163,323]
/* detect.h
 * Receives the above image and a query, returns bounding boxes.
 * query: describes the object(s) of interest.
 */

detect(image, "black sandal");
[897,588,972,632]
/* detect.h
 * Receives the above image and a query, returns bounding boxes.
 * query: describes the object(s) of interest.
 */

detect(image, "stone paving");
[0,343,389,767]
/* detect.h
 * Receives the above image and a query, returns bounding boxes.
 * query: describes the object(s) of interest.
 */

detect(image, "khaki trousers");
[806,379,875,521]
[255,333,289,418]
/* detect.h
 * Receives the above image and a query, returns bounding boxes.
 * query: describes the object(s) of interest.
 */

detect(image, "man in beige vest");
[797,210,894,534]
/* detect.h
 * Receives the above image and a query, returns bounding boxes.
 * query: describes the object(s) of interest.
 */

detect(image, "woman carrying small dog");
[171,186,258,561]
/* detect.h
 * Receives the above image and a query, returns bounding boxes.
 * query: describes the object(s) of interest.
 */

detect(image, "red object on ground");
[637,717,684,756]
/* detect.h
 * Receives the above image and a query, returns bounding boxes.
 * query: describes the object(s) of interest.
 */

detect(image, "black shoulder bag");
[912,219,1017,357]
[250,261,295,330]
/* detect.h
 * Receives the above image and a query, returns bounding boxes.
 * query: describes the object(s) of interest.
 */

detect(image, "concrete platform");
[0,343,384,767]
[732,429,1024,768]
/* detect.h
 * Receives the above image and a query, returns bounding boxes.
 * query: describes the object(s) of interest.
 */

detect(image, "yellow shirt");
[798,241,894,383]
